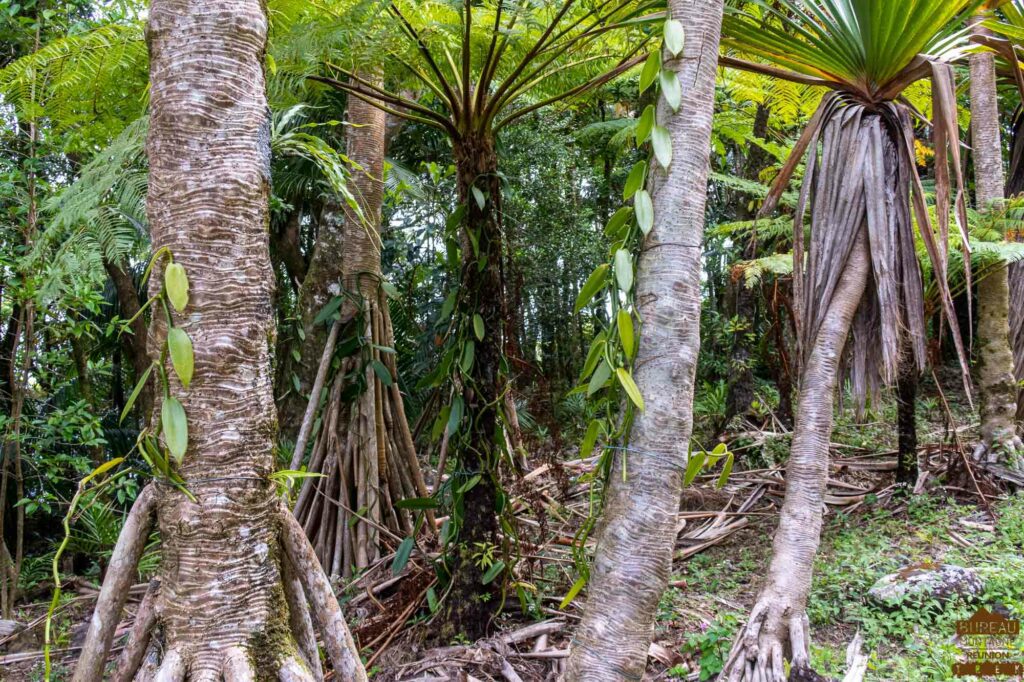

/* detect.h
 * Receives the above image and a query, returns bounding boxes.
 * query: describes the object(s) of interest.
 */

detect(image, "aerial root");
[152,648,186,682]
[71,484,159,682]
[721,601,812,682]
[112,579,162,682]
[278,655,318,682]
[282,554,324,680]
[222,647,257,682]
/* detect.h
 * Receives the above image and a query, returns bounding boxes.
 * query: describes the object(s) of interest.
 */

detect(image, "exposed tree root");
[280,504,368,682]
[113,579,162,682]
[73,484,157,682]
[282,554,324,681]
[222,647,256,681]
[279,656,317,682]
[972,437,1024,470]
[722,597,812,682]
[153,649,186,682]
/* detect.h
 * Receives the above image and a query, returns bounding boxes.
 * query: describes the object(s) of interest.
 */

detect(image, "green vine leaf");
[472,185,486,210]
[604,207,633,238]
[684,451,706,486]
[615,368,645,411]
[624,161,647,200]
[576,264,610,312]
[614,248,634,293]
[161,397,188,464]
[652,125,673,169]
[167,327,194,389]
[636,105,655,146]
[639,51,661,93]
[588,360,612,396]
[617,309,636,358]
[473,313,485,341]
[635,190,654,235]
[659,68,681,111]
[164,263,190,312]
[664,19,685,57]
[580,419,601,458]
[392,537,415,575]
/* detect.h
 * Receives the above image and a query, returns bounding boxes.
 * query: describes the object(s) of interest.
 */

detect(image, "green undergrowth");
[664,491,1024,681]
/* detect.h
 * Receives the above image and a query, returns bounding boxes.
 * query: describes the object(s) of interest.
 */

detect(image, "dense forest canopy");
[0,0,1023,680]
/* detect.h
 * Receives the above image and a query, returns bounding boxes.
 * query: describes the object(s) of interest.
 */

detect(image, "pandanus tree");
[717,2,976,679]
[72,1,366,680]
[312,0,655,635]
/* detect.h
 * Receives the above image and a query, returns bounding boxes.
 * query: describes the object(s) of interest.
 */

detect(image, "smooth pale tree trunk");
[970,45,1024,463]
[564,1,723,677]
[72,3,365,680]
[722,229,871,682]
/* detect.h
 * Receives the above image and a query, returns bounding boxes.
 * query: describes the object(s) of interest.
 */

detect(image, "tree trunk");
[970,43,1023,464]
[439,132,505,640]
[721,229,871,682]
[103,258,153,422]
[72,2,364,679]
[565,2,724,677]
[895,341,919,487]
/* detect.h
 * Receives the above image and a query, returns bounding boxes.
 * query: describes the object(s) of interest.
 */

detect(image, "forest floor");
[1,378,1022,681]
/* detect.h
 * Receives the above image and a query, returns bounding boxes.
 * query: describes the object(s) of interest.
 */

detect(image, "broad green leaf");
[559,576,587,609]
[447,395,464,436]
[664,19,685,57]
[580,337,606,381]
[684,451,706,486]
[581,419,601,458]
[372,360,393,386]
[636,105,655,146]
[460,340,475,374]
[660,69,681,111]
[639,51,660,93]
[635,190,654,235]
[624,161,647,200]
[482,560,505,585]
[473,314,485,341]
[426,586,439,612]
[717,452,734,489]
[615,368,645,411]
[164,263,189,312]
[161,397,188,464]
[472,185,486,209]
[652,125,672,169]
[575,264,609,312]
[392,537,415,575]
[588,360,612,396]
[382,281,401,299]
[314,296,343,325]
[617,309,636,358]
[167,328,194,389]
[614,249,634,293]
[458,474,482,494]
[120,363,154,424]
[604,207,633,238]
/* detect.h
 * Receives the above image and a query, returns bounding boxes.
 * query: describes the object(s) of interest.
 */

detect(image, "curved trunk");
[565,1,723,677]
[722,229,871,682]
[73,2,364,679]
[970,46,1022,463]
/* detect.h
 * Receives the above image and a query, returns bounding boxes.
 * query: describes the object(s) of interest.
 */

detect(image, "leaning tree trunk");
[564,1,724,677]
[72,2,365,680]
[721,229,871,682]
[291,75,433,578]
[970,42,1024,464]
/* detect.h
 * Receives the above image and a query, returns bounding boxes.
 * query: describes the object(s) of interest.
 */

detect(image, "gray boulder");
[868,563,984,608]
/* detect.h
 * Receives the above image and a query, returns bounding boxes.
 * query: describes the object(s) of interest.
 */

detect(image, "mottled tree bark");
[73,2,364,679]
[895,341,919,487]
[565,1,724,677]
[970,45,1023,464]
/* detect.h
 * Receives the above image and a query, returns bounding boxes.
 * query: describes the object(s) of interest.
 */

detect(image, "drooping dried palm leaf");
[722,0,979,402]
